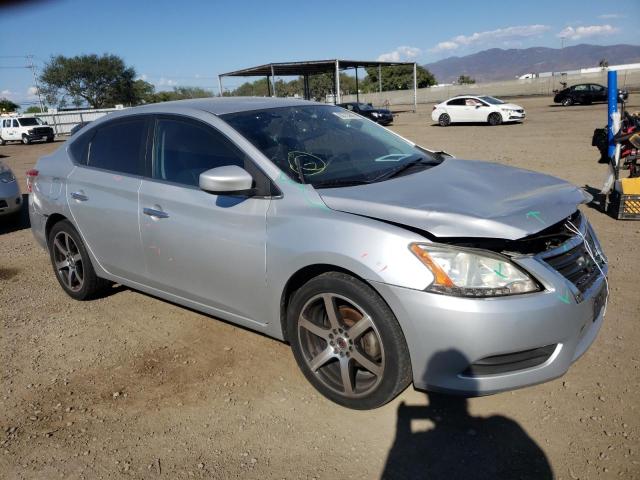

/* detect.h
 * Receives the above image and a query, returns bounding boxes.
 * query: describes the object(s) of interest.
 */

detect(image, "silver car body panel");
[0,174,22,216]
[318,159,589,240]
[29,98,607,395]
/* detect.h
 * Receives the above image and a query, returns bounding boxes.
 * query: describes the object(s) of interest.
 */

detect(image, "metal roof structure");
[218,59,418,110]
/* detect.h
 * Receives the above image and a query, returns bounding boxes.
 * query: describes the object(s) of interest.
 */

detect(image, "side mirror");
[475,104,482,108]
[199,165,254,195]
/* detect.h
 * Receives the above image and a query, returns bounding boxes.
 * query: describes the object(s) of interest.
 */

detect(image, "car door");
[138,114,270,323]
[466,98,489,122]
[66,115,150,283]
[572,84,589,103]
[591,84,606,102]
[445,98,468,122]
[8,119,20,141]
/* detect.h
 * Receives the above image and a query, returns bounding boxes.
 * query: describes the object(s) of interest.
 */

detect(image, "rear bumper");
[372,255,607,396]
[0,182,22,216]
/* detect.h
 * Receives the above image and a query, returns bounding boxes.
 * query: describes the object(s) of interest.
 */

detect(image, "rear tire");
[488,112,502,126]
[46,136,54,143]
[287,272,412,410]
[22,135,30,145]
[0,137,5,146]
[438,113,451,127]
[561,97,573,106]
[47,220,109,300]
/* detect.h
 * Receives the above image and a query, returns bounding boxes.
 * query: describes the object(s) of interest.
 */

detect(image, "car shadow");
[0,194,30,235]
[583,185,608,213]
[381,349,553,479]
[430,122,522,127]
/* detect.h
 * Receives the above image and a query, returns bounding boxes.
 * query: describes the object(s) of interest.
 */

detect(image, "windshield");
[221,105,441,188]
[478,96,504,105]
[357,103,374,111]
[18,117,42,126]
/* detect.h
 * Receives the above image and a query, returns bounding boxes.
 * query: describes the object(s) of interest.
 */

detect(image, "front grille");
[32,127,52,135]
[542,230,604,293]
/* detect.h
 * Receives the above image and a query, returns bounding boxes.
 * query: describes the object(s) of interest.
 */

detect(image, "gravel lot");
[1,96,639,479]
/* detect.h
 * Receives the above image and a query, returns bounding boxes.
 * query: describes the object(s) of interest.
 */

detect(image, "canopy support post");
[413,62,418,113]
[270,65,277,97]
[218,75,223,97]
[335,60,341,104]
[355,66,359,103]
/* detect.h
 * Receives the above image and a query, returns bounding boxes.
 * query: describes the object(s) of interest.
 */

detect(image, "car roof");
[129,97,324,116]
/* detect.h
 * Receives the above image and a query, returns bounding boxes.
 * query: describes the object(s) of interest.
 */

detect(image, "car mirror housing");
[199,165,255,195]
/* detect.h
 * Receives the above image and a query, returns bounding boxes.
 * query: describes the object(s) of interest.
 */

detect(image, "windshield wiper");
[370,156,438,183]
[313,178,374,188]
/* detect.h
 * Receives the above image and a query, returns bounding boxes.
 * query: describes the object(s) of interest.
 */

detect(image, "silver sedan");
[28,98,608,409]
[0,160,22,217]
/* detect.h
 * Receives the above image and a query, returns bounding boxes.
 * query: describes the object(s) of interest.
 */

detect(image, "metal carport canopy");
[218,59,418,110]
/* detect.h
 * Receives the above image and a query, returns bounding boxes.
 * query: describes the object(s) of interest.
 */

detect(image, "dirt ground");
[1,96,639,480]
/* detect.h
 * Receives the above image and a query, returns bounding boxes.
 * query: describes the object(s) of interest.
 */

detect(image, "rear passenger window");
[87,118,147,175]
[69,130,92,165]
[153,117,245,187]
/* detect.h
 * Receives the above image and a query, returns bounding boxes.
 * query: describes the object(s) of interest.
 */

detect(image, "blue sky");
[1,0,637,107]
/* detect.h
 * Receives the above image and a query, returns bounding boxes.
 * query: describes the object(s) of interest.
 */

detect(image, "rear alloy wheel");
[48,220,108,300]
[21,135,30,145]
[488,112,503,126]
[0,137,5,146]
[288,272,412,409]
[562,97,573,106]
[438,113,451,127]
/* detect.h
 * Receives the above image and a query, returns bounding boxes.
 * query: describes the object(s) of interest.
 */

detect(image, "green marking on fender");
[557,292,571,304]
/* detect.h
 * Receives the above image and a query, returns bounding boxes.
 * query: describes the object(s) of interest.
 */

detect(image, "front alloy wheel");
[288,272,411,409]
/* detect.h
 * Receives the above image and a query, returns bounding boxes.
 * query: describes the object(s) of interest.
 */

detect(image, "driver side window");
[153,117,245,187]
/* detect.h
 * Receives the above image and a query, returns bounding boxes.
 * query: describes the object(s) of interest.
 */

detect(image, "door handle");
[70,191,88,202]
[143,207,169,219]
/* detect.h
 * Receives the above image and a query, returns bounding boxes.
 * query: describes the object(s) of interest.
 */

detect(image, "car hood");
[500,103,523,110]
[317,159,589,240]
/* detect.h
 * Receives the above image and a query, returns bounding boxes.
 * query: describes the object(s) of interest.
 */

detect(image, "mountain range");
[423,44,640,83]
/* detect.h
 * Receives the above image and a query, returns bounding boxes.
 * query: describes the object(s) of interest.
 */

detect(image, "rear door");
[138,114,270,323]
[66,115,150,282]
[445,98,468,122]
[591,84,606,102]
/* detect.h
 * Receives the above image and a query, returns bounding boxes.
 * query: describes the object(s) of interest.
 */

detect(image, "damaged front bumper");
[372,216,608,396]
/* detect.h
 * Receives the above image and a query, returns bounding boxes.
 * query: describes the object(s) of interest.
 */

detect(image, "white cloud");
[377,46,422,62]
[27,86,38,96]
[157,77,177,87]
[430,24,550,53]
[598,13,622,19]
[136,74,148,81]
[1,89,12,96]
[557,24,618,40]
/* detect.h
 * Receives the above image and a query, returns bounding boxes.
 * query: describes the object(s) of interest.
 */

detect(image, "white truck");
[0,116,55,145]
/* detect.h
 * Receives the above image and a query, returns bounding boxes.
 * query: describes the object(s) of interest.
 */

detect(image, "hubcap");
[297,293,385,398]
[52,231,84,292]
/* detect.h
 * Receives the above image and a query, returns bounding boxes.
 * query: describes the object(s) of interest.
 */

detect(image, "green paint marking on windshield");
[526,210,545,224]
[493,262,508,279]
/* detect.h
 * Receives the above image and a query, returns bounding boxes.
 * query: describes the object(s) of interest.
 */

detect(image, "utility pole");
[560,37,566,49]
[27,54,45,113]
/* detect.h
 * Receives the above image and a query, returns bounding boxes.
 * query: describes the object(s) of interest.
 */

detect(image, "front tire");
[46,136,54,143]
[287,272,412,410]
[48,220,108,300]
[561,97,573,106]
[438,113,451,127]
[0,137,6,146]
[488,112,502,126]
[21,135,31,145]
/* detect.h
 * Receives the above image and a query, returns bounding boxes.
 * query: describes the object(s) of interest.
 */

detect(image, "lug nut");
[330,341,334,346]
[333,348,338,354]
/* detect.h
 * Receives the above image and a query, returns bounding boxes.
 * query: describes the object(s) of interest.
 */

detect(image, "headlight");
[410,243,539,297]
[0,163,15,183]
[371,112,380,117]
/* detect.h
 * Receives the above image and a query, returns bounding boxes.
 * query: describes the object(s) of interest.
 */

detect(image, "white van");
[0,116,55,145]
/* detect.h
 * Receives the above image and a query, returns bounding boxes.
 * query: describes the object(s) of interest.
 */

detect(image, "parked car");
[431,95,525,126]
[69,121,92,136]
[0,116,54,145]
[338,102,393,125]
[0,160,22,218]
[553,83,629,106]
[29,98,608,409]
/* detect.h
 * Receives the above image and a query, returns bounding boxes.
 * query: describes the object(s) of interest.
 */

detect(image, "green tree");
[364,65,436,92]
[23,105,42,114]
[40,54,148,108]
[0,98,19,113]
[457,74,476,85]
[145,86,213,103]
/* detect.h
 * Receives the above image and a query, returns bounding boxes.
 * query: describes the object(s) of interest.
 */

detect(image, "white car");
[0,116,55,145]
[431,95,526,127]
